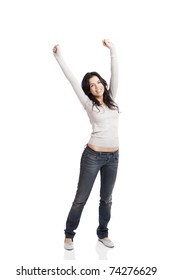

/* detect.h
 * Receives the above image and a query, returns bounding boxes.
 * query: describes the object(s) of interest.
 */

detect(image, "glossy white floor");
[1,0,173,279]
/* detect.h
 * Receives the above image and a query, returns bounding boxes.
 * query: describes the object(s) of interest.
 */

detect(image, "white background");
[0,0,173,279]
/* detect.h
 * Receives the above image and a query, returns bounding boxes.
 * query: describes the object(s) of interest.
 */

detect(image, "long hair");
[81,72,118,111]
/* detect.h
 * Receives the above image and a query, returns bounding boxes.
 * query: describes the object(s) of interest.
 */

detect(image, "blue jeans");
[65,145,119,239]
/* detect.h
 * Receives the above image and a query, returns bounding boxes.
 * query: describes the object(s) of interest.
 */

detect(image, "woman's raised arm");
[103,39,119,100]
[53,44,88,107]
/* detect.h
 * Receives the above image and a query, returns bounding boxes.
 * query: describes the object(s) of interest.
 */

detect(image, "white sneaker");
[64,239,74,250]
[98,238,114,248]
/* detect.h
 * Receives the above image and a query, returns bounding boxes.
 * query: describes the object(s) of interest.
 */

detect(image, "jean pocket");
[113,152,119,166]
[83,151,98,161]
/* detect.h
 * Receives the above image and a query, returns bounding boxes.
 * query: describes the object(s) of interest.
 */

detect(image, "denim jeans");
[65,145,119,239]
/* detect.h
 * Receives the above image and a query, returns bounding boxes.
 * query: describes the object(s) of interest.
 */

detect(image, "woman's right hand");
[53,44,60,54]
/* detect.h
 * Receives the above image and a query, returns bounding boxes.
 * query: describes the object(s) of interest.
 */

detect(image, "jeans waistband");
[86,145,119,156]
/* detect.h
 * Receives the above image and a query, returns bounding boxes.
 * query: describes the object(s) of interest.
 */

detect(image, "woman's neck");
[96,97,103,104]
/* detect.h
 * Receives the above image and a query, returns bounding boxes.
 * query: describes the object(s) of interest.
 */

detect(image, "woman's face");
[89,76,104,99]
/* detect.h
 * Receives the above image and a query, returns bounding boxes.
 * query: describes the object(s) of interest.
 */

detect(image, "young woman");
[53,39,119,250]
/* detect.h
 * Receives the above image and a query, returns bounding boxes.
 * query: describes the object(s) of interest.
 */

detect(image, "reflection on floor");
[64,240,113,260]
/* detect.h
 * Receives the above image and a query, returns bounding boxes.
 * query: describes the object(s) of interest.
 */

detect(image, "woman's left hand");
[102,39,111,48]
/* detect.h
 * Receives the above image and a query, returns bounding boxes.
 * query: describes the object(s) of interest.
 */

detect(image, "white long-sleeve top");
[54,44,119,148]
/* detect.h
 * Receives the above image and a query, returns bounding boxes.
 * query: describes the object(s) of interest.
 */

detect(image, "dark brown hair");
[81,71,118,111]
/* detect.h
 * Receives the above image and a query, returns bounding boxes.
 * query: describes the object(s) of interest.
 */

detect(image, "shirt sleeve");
[54,51,88,108]
[109,44,119,100]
